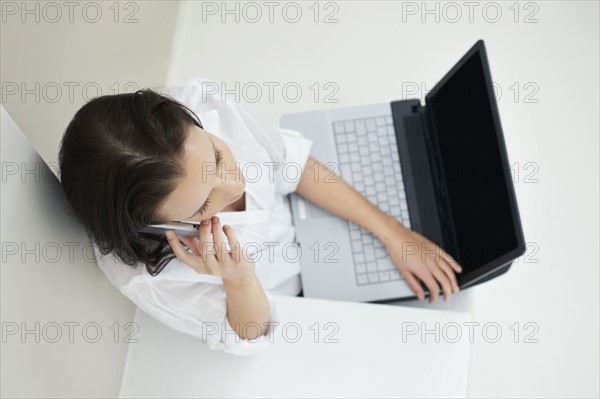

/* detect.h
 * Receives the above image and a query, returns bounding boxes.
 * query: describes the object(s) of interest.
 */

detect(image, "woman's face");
[157,125,246,222]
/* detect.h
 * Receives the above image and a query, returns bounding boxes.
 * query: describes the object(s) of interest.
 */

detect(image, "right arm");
[167,216,272,341]
[223,274,271,340]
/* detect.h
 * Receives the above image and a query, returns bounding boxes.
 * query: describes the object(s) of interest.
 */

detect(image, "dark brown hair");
[58,88,202,276]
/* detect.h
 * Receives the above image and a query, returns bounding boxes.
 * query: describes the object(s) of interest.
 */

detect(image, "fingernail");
[212,216,218,223]
[201,219,210,225]
[166,231,173,239]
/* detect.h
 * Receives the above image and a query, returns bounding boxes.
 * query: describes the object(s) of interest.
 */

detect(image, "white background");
[1,1,598,397]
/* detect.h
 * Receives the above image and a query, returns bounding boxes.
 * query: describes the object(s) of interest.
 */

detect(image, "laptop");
[280,40,526,303]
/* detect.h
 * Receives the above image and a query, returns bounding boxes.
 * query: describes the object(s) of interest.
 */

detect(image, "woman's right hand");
[165,216,256,283]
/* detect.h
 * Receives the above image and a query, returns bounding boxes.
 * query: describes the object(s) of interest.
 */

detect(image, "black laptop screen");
[426,49,519,273]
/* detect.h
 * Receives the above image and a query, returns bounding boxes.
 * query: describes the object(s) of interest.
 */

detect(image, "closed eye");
[193,146,224,218]
[215,148,224,168]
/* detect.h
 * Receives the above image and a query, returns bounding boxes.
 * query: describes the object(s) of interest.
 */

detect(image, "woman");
[58,77,462,356]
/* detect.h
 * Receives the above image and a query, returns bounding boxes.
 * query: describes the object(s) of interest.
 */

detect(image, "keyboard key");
[374,239,384,249]
[367,261,378,272]
[385,115,393,124]
[357,274,368,285]
[338,134,347,143]
[368,272,379,283]
[340,153,349,163]
[364,245,375,261]
[391,206,400,215]
[339,143,348,153]
[348,142,358,152]
[355,263,366,274]
[377,259,394,271]
[376,117,385,126]
[344,120,354,132]
[347,132,357,142]
[366,118,376,132]
[350,229,361,240]
[333,122,344,133]
[356,119,366,134]
[341,164,352,179]
[352,239,362,250]
[389,270,401,280]
[355,253,365,263]
[375,247,387,258]
[379,270,390,281]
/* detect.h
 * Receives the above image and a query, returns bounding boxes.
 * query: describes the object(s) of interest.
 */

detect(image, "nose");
[222,162,245,192]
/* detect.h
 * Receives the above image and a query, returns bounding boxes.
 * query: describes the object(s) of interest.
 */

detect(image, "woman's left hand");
[378,218,463,303]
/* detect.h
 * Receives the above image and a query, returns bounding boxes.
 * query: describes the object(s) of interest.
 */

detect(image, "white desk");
[120,295,472,398]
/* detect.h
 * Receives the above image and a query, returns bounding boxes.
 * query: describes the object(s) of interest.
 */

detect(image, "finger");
[428,262,453,302]
[438,259,460,293]
[211,216,226,262]
[415,268,440,304]
[222,224,241,262]
[438,248,462,273]
[165,230,201,271]
[179,236,200,256]
[397,268,425,301]
[198,219,214,262]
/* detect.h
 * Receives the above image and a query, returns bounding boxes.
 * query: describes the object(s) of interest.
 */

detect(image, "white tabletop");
[120,294,472,398]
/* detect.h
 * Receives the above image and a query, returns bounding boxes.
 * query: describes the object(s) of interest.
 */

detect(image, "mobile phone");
[139,220,200,237]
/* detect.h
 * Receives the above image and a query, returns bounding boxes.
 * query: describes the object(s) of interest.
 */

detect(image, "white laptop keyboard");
[333,115,411,286]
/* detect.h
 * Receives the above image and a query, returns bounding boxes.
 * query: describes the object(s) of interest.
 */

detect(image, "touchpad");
[308,203,336,218]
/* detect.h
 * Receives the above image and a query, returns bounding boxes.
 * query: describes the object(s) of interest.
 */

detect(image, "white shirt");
[93,77,314,356]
